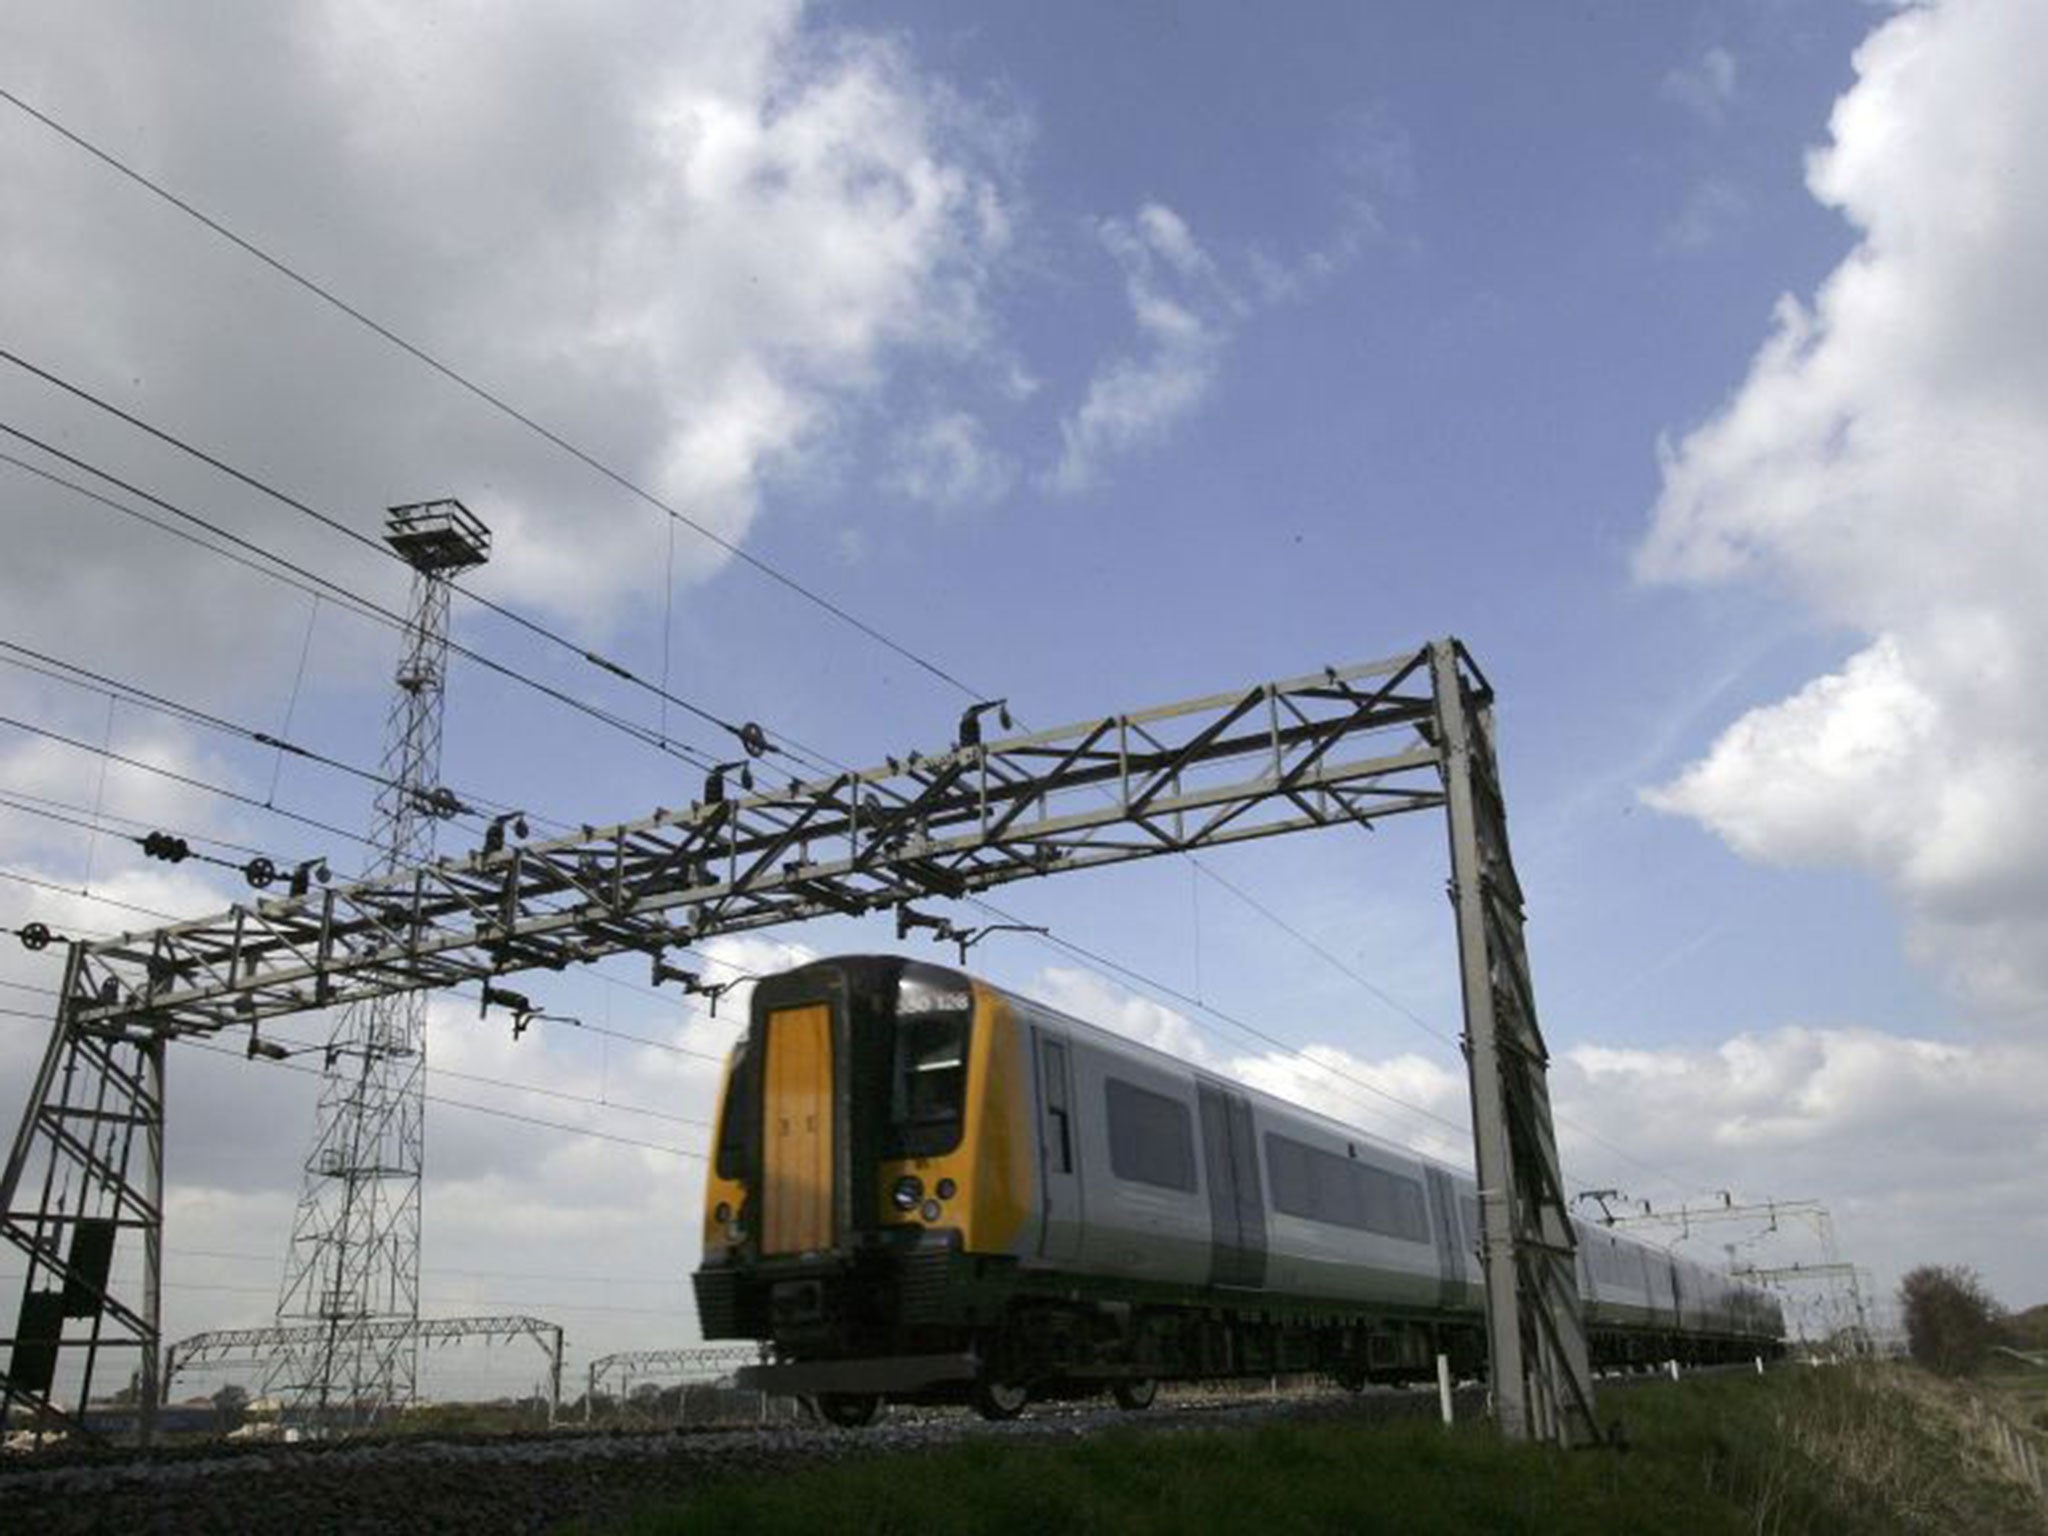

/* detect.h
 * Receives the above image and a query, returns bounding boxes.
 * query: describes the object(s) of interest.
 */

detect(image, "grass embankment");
[1983,1354,2048,1438]
[596,1365,2048,1535]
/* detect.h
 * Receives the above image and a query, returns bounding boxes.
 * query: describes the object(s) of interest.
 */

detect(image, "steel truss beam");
[1,637,1596,1443]
[165,1313,564,1426]
[583,1344,762,1424]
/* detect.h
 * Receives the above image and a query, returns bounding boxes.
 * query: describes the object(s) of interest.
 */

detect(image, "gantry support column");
[0,942,166,1444]
[1431,641,1597,1445]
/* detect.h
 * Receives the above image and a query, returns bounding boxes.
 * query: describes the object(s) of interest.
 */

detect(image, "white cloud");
[0,2,1021,659]
[1659,176,1748,254]
[1248,104,1409,305]
[886,410,1016,511]
[1047,202,1236,495]
[1553,1023,2048,1308]
[1031,965,1214,1062]
[1638,0,2048,1018]
[1021,967,2048,1305]
[1661,45,1738,124]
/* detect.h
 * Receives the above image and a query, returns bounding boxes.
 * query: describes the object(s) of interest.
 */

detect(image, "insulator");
[142,831,192,863]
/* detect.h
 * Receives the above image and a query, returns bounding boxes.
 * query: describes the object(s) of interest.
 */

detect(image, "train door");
[1034,1029,1083,1263]
[760,1003,834,1256]
[1425,1166,1460,1309]
[1196,1081,1266,1288]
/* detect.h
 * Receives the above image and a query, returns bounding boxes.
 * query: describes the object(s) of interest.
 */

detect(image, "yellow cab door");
[760,1003,835,1255]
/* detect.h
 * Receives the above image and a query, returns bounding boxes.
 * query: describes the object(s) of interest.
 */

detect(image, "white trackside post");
[1437,1354,1454,1426]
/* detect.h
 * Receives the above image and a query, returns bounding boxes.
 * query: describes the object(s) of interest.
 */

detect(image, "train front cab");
[692,956,1033,1419]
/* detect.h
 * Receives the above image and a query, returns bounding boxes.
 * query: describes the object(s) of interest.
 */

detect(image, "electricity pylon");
[267,500,488,1427]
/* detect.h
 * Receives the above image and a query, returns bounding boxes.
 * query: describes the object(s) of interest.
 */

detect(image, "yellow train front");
[693,954,1782,1425]
[694,954,1058,1423]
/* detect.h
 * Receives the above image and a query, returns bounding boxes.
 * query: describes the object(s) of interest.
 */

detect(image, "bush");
[1899,1265,2002,1376]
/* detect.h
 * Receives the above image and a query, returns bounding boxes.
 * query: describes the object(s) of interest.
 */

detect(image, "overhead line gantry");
[0,637,1598,1445]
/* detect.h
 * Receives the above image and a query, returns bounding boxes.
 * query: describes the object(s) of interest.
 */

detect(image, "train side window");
[1265,1133,1429,1242]
[1042,1038,1072,1174]
[1104,1077,1196,1192]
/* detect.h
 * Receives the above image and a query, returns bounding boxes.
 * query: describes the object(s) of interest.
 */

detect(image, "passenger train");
[692,956,1783,1424]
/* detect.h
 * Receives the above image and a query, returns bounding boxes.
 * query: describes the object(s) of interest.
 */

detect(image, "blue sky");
[3,1,2043,1393]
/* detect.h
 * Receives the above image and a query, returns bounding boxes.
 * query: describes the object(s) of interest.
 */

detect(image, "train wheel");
[972,1376,1030,1421]
[1111,1377,1157,1411]
[813,1392,881,1428]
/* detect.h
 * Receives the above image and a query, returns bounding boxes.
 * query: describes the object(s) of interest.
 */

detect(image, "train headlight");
[891,1175,924,1212]
[714,1201,733,1224]
[935,1178,956,1201]
[920,1199,942,1222]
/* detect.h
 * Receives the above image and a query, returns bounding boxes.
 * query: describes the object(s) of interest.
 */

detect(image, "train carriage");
[692,955,1781,1423]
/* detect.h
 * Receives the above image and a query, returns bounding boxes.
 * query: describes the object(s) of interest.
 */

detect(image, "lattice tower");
[267,501,487,1427]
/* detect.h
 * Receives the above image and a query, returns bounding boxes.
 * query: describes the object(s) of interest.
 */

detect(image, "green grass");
[590,1366,2048,1536]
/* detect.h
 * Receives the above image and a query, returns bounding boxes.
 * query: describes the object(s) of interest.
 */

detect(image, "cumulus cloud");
[1638,0,2048,1018]
[1047,203,1238,495]
[1554,1023,2048,1305]
[1031,965,1213,1062]
[1028,965,1467,1160]
[0,1,1020,661]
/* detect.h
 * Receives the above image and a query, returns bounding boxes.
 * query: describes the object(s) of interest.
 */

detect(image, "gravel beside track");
[0,1384,1486,1534]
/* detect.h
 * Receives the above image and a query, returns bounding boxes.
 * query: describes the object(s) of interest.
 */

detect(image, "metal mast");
[268,499,488,1428]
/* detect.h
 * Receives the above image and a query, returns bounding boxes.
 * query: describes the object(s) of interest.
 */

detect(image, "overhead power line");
[0,89,980,701]
[0,785,294,864]
[187,1036,700,1159]
[0,347,807,770]
[0,88,1706,1214]
[0,448,387,626]
[0,417,722,771]
[0,635,541,836]
[0,864,181,924]
[0,707,375,849]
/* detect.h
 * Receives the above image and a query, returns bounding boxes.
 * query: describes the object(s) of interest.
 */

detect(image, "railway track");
[0,1381,1484,1535]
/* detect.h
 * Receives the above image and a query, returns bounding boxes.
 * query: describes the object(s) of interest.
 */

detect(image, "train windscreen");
[887,968,973,1157]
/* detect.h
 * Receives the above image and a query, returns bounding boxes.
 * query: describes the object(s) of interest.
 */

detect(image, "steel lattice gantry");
[583,1344,763,1424]
[164,1313,564,1426]
[0,637,1597,1444]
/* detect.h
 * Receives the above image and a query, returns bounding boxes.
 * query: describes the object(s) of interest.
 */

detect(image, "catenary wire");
[242,1016,712,1131]
[0,417,722,771]
[0,864,183,923]
[184,1035,700,1159]
[0,89,982,701]
[0,635,549,834]
[0,346,817,768]
[0,85,1522,1074]
[0,91,1708,1204]
[0,785,297,863]
[0,708,377,850]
